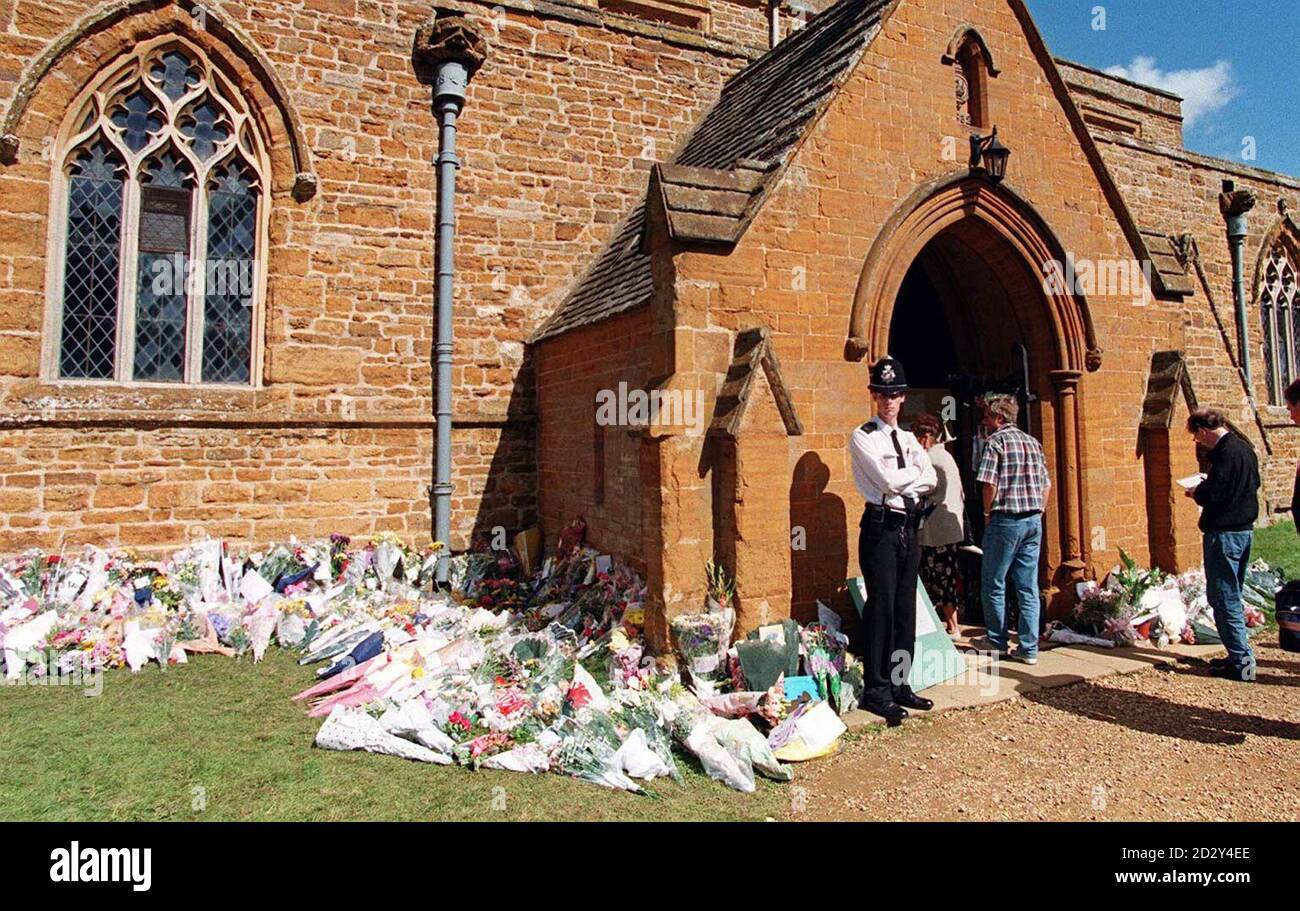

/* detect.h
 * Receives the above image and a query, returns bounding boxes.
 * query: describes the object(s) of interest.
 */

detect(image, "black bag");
[1275,580,1300,653]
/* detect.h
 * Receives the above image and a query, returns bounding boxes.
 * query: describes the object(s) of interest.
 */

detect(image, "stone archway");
[846,174,1101,606]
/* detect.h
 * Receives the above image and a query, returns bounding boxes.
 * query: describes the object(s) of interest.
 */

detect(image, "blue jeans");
[1202,530,1256,673]
[981,511,1043,656]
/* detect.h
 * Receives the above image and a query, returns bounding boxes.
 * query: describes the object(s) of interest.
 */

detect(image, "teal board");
[848,576,967,691]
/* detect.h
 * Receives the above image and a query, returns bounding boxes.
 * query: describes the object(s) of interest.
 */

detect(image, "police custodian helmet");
[868,356,909,395]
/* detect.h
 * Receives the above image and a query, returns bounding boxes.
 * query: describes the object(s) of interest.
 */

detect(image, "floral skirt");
[921,543,962,617]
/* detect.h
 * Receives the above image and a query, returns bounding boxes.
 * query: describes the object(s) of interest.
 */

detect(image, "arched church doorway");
[848,176,1102,619]
[888,218,1058,623]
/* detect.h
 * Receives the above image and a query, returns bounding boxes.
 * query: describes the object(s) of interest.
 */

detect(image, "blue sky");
[1025,0,1300,177]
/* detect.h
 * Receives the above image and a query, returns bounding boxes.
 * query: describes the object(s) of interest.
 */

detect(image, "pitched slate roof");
[654,161,770,245]
[532,0,891,343]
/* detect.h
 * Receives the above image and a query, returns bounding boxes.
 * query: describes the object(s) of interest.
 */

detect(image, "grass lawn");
[7,523,1295,822]
[1253,518,1300,581]
[0,649,786,822]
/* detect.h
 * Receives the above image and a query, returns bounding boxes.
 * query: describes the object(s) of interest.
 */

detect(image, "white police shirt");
[849,417,938,509]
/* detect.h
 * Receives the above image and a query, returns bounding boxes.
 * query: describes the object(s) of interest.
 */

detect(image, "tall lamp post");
[412,15,488,585]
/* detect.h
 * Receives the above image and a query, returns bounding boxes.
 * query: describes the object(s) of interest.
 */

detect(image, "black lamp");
[969,126,1010,182]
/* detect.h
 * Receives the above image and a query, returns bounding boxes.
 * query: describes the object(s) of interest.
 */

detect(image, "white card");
[239,570,274,604]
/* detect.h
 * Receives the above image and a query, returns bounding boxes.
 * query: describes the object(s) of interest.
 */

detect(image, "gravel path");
[789,645,1300,821]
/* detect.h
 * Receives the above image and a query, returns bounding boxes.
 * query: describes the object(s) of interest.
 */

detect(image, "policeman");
[850,356,938,725]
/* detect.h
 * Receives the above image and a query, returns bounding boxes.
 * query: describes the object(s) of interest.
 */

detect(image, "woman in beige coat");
[912,413,966,639]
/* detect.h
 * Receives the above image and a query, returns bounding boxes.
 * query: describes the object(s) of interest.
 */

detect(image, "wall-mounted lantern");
[969,126,1010,182]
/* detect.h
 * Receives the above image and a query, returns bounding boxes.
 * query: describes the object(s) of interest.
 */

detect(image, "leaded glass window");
[59,142,124,379]
[50,38,268,385]
[202,160,257,383]
[1261,243,1299,404]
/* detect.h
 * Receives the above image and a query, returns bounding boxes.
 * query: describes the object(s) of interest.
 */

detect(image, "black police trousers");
[858,513,921,705]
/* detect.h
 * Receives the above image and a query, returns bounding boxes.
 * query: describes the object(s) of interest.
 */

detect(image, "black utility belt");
[862,503,924,531]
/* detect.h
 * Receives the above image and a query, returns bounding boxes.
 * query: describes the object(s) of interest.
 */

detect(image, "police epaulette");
[859,422,877,433]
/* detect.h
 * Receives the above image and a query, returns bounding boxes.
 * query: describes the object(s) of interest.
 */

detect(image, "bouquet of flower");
[1107,548,1164,608]
[1071,582,1127,638]
[802,623,847,698]
[551,714,642,792]
[457,730,514,768]
[252,546,303,592]
[670,607,735,693]
[704,559,737,612]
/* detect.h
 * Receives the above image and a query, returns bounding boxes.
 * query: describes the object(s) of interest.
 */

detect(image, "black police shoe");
[893,688,934,711]
[859,699,909,726]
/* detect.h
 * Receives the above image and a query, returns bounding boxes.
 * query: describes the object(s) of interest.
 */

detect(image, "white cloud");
[1104,56,1238,128]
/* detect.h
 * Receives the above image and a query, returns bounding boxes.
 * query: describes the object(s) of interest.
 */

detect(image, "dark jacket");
[1292,463,1300,533]
[1193,432,1259,533]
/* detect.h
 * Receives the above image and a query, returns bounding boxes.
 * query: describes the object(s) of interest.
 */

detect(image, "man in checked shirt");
[971,394,1050,664]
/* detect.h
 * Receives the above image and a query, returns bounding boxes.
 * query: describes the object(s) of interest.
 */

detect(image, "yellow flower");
[411,666,425,680]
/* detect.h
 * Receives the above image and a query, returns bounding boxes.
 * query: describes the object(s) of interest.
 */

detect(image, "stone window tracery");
[48,37,269,385]
[1260,242,1299,403]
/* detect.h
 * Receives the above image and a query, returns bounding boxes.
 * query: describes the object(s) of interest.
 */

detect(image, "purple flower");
[209,613,231,641]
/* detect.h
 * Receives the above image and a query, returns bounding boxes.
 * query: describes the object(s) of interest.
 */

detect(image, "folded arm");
[850,431,922,496]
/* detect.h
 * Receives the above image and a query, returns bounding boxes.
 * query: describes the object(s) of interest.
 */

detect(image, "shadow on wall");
[790,451,848,626]
[465,346,538,553]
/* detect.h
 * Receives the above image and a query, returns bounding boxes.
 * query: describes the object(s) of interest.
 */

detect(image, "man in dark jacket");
[1186,407,1258,681]
[1285,379,1300,531]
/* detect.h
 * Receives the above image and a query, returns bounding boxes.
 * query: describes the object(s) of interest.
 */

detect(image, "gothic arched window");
[1260,242,1299,403]
[48,37,269,385]
[955,40,987,129]
[944,28,998,133]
